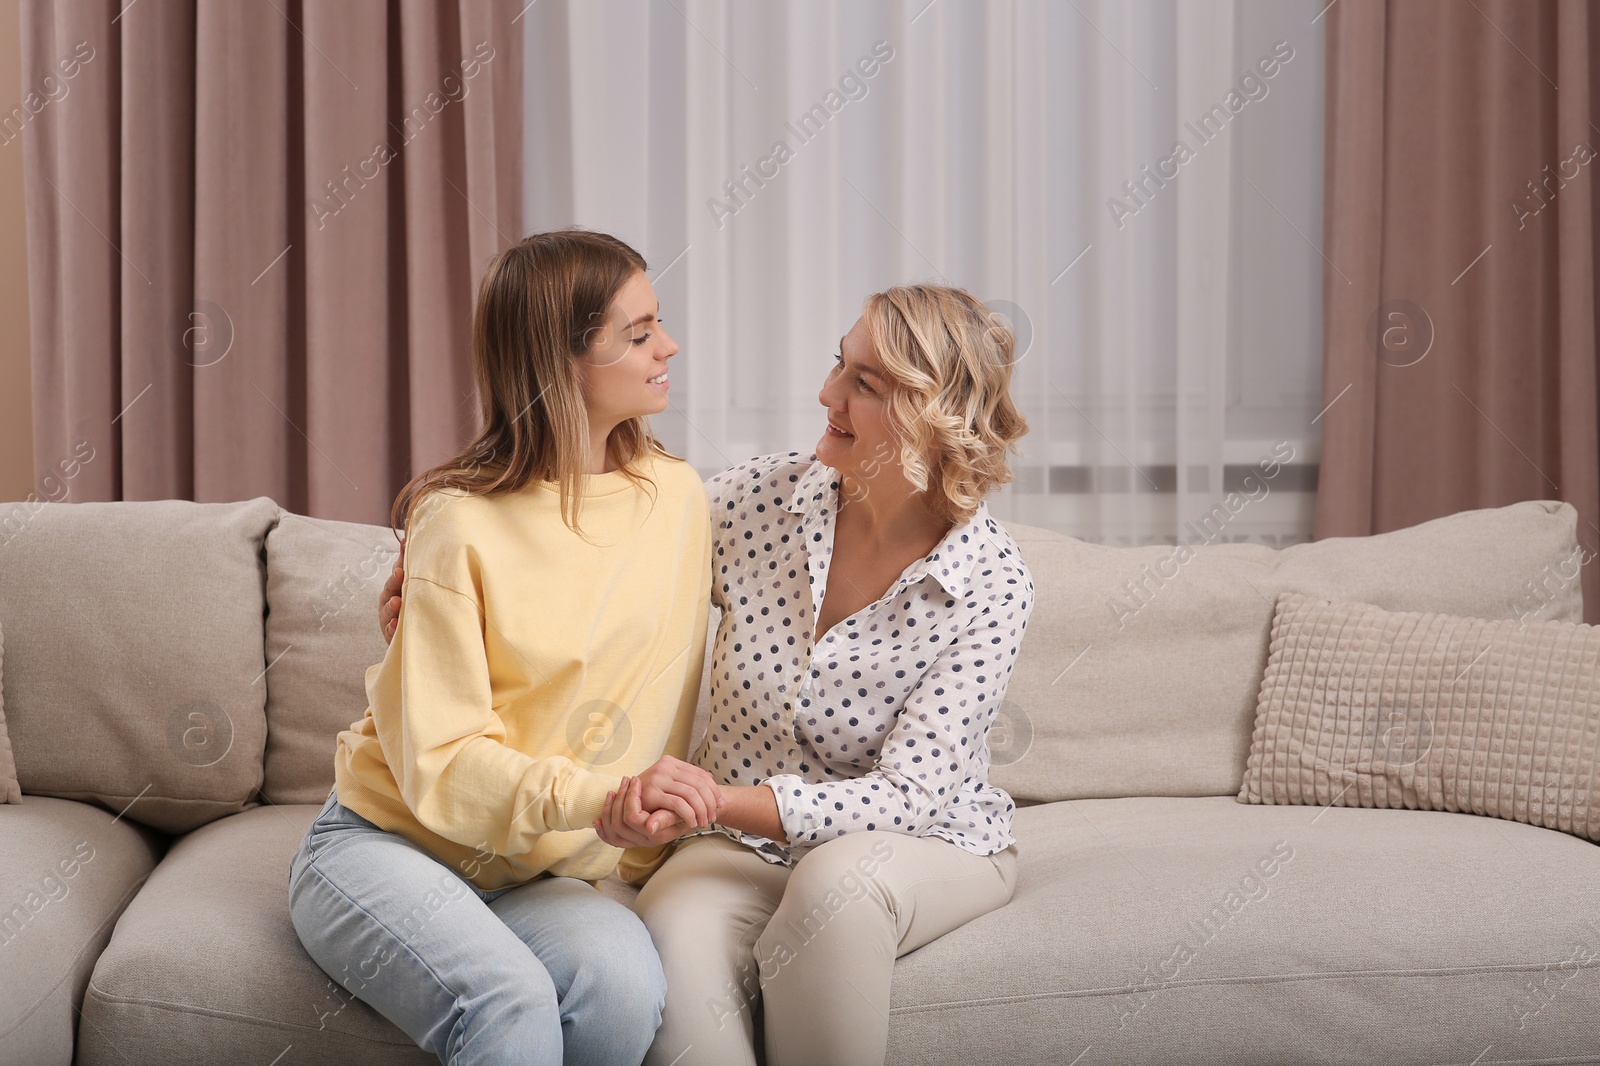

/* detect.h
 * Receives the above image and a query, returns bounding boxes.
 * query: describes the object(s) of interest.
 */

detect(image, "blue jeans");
[288,792,666,1066]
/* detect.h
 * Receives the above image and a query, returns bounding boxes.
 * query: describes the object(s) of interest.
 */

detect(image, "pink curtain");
[1315,0,1600,624]
[22,0,522,524]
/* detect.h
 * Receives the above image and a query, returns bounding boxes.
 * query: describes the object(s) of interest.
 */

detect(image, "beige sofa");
[1,495,1596,1066]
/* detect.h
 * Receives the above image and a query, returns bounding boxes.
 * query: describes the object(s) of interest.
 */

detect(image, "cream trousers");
[635,830,1018,1066]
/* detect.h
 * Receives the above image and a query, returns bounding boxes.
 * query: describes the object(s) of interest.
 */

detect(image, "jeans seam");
[296,848,471,1043]
[309,797,417,865]
[302,795,351,864]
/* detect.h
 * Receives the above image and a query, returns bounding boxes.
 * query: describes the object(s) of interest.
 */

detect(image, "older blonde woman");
[380,283,1032,1066]
[594,284,1035,1066]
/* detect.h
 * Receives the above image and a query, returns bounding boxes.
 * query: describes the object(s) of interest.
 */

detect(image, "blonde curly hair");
[861,284,1029,524]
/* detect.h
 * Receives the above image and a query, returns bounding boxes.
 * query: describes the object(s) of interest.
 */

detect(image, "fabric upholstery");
[1240,592,1600,841]
[260,501,1584,814]
[992,500,1584,804]
[7,494,1595,1065]
[0,620,19,804]
[886,797,1600,1066]
[76,804,433,1066]
[0,498,279,832]
[72,796,1600,1066]
[261,513,397,804]
[0,797,165,1066]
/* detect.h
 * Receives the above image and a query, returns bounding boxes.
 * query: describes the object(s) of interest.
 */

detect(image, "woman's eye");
[631,332,652,346]
[856,377,873,393]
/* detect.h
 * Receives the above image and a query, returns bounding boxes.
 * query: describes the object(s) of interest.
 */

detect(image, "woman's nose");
[818,372,840,408]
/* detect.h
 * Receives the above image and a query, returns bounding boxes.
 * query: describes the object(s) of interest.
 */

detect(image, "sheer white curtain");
[522,0,1324,548]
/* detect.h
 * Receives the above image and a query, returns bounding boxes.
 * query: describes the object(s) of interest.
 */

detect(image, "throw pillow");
[1239,592,1600,842]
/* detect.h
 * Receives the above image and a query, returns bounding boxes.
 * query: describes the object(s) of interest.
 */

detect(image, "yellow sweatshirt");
[334,450,710,891]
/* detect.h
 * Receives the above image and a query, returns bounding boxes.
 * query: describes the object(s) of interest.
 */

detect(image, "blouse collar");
[781,455,992,601]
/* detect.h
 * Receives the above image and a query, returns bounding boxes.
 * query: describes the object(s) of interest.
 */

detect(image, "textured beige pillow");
[0,620,19,804]
[260,513,398,805]
[1239,592,1600,842]
[0,498,279,832]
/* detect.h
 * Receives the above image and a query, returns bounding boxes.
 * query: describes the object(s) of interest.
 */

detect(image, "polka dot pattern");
[689,452,1036,864]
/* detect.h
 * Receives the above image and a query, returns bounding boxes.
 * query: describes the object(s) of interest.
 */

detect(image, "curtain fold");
[22,0,521,524]
[1315,0,1600,624]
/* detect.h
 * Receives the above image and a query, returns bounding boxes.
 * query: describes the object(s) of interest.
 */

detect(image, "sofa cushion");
[260,514,398,804]
[1240,592,1600,840]
[0,621,20,804]
[0,796,165,1066]
[70,795,1600,1066]
[993,500,1585,803]
[885,796,1600,1066]
[0,498,280,832]
[76,803,433,1066]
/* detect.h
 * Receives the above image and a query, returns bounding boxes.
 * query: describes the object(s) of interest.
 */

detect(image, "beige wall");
[0,1,33,502]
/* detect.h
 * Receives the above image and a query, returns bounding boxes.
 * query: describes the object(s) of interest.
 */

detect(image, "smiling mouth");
[647,372,669,386]
[825,421,854,439]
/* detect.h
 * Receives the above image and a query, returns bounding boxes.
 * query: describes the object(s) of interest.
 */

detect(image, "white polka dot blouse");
[691,452,1036,865]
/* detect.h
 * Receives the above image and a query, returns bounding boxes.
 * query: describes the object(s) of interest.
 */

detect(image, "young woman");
[380,282,1034,1066]
[290,229,724,1066]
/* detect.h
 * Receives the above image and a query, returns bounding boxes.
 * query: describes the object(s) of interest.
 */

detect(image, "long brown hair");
[392,229,671,537]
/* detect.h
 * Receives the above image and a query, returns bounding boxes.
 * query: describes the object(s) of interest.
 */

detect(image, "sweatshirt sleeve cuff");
[563,770,625,831]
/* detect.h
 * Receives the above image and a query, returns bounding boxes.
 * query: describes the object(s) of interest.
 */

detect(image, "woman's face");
[817,315,901,483]
[579,271,678,425]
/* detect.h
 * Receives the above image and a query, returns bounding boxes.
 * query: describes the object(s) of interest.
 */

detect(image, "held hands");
[634,754,724,829]
[594,778,690,848]
[593,757,726,849]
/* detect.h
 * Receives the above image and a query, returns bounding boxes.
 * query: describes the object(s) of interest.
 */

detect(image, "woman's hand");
[634,755,725,828]
[379,541,405,644]
[593,777,697,848]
